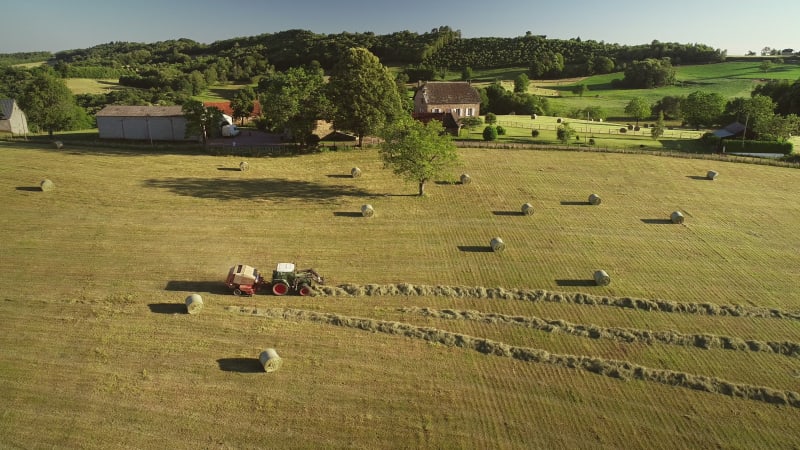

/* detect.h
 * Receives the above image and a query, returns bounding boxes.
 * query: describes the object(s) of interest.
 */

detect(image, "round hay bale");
[351,167,362,178]
[185,294,204,315]
[707,170,718,180]
[40,179,55,192]
[53,141,63,150]
[361,204,374,217]
[588,193,601,205]
[594,270,611,286]
[259,348,283,373]
[490,237,505,253]
[239,161,249,171]
[460,173,471,185]
[521,203,534,216]
[671,211,685,224]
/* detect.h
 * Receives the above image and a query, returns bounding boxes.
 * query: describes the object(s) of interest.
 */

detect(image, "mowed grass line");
[2,144,800,448]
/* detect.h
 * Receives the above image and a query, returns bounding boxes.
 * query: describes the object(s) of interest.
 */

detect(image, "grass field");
[1,140,799,448]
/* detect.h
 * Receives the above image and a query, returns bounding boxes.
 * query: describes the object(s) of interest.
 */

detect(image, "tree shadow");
[164,280,230,294]
[217,358,264,373]
[15,186,41,191]
[143,177,372,201]
[148,303,187,314]
[560,201,591,206]
[641,218,674,224]
[555,279,597,287]
[492,211,524,216]
[333,211,363,217]
[457,245,493,252]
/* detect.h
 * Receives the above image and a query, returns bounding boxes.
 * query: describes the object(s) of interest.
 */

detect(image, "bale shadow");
[458,245,493,252]
[217,167,242,172]
[148,303,187,314]
[492,211,525,216]
[434,180,459,185]
[164,280,229,294]
[15,186,41,192]
[555,279,597,287]
[326,174,353,179]
[217,358,264,373]
[641,218,674,224]
[686,175,710,180]
[333,211,363,217]
[560,201,591,206]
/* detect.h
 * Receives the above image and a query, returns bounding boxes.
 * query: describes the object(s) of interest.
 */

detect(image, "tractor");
[225,262,324,296]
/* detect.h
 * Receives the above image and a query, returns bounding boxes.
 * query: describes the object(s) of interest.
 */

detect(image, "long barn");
[96,105,190,141]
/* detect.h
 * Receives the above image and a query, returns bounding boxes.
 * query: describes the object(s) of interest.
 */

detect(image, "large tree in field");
[257,65,329,146]
[379,117,460,196]
[328,47,402,147]
[19,69,88,136]
[182,100,224,144]
[683,91,725,129]
[624,97,651,126]
[230,86,256,126]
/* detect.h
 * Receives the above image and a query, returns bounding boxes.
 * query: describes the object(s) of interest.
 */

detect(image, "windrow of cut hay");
[227,306,800,409]
[399,307,800,359]
[313,284,800,321]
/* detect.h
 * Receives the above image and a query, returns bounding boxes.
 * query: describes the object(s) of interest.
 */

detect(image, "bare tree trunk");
[418,181,425,196]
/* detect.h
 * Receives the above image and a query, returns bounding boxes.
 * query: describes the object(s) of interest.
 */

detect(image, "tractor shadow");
[457,245,494,253]
[143,177,372,201]
[560,201,592,206]
[492,211,525,216]
[641,219,674,225]
[164,280,230,294]
[217,358,264,373]
[147,303,187,314]
[555,279,597,287]
[333,211,364,218]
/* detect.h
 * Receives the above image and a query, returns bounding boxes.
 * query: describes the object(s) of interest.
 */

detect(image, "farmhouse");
[413,82,480,118]
[96,105,190,141]
[0,98,29,138]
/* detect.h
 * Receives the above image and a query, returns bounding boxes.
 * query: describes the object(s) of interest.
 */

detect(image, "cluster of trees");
[479,82,550,116]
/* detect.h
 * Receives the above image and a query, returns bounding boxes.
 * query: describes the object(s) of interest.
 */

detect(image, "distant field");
[1,142,799,448]
[64,78,125,95]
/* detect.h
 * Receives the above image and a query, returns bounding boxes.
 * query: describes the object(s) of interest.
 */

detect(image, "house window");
[432,108,441,113]
[454,108,461,116]
[466,108,474,117]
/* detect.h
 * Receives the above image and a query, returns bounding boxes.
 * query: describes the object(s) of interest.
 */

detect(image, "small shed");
[712,122,746,139]
[0,99,29,138]
[96,105,189,141]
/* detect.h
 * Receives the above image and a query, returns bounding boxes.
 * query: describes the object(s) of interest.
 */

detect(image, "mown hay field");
[1,141,799,449]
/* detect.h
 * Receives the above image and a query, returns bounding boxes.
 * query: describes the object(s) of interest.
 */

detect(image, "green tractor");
[270,262,324,296]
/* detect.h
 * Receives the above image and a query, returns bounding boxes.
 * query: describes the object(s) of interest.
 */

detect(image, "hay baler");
[225,262,324,296]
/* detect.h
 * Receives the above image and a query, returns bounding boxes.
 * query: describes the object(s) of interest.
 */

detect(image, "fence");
[498,120,702,139]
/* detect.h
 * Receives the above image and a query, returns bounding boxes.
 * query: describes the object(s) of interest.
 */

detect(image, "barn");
[0,99,29,138]
[96,105,190,141]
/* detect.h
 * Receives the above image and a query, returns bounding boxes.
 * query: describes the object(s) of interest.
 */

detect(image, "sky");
[2,0,798,56]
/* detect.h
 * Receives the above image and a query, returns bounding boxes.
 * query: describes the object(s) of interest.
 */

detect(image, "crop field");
[1,141,799,449]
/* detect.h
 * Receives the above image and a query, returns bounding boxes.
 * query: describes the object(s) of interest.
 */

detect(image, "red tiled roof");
[203,100,262,117]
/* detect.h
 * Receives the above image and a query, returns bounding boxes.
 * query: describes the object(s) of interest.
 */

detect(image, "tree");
[514,73,529,93]
[624,97,651,126]
[482,126,498,141]
[754,114,800,141]
[653,95,684,120]
[461,66,473,81]
[572,83,588,97]
[328,47,402,146]
[182,100,224,144]
[651,111,665,139]
[556,123,575,143]
[683,91,725,129]
[230,86,256,126]
[619,58,676,88]
[379,117,460,196]
[258,65,329,145]
[459,116,483,131]
[484,112,497,125]
[759,61,774,73]
[19,69,89,136]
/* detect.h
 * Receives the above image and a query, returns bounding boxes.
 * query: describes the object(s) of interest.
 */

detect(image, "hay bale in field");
[521,202,534,215]
[594,270,611,286]
[351,167,362,178]
[588,193,601,205]
[185,294,204,314]
[671,211,685,224]
[40,179,55,191]
[259,348,283,373]
[239,161,249,171]
[490,237,505,253]
[707,170,718,180]
[460,173,471,185]
[361,204,374,217]
[53,141,63,150]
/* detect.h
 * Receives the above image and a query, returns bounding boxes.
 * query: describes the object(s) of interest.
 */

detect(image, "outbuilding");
[0,98,29,138]
[96,105,189,141]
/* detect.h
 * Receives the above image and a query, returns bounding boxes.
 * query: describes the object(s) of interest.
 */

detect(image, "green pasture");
[1,141,799,448]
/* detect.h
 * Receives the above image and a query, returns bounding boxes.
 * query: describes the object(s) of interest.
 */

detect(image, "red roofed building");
[203,100,262,123]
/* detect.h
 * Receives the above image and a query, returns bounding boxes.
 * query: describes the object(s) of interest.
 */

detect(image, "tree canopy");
[182,100,224,144]
[18,69,90,135]
[257,65,329,146]
[683,91,726,129]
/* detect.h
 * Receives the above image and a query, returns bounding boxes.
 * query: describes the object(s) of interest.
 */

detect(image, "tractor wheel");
[272,281,290,296]
[298,284,312,296]
[233,288,242,296]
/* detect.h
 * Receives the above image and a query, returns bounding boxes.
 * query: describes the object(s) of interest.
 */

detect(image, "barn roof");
[416,82,481,104]
[96,105,184,117]
[712,121,746,138]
